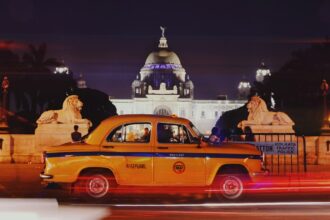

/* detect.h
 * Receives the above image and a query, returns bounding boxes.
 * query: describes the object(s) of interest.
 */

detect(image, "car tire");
[74,172,116,202]
[213,172,248,201]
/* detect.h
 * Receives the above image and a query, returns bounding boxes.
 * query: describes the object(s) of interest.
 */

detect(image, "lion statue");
[36,95,92,126]
[237,96,294,129]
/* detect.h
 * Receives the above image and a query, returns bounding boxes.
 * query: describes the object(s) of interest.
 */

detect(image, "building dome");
[132,27,193,99]
[145,49,181,65]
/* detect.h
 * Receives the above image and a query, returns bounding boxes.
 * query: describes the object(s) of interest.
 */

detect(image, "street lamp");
[320,79,330,135]
[238,81,251,99]
[0,75,9,132]
[256,62,271,83]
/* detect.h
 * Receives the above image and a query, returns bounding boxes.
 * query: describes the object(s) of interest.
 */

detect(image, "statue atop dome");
[159,26,168,48]
[160,26,166,38]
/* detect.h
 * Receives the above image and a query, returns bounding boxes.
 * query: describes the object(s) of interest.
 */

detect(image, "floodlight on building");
[238,82,251,89]
[54,66,69,74]
[238,81,251,99]
[256,62,271,82]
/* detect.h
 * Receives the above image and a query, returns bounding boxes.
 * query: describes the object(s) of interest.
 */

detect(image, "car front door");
[153,123,206,186]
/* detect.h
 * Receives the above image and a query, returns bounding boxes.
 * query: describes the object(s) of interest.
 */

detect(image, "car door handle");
[103,146,114,149]
[157,146,168,149]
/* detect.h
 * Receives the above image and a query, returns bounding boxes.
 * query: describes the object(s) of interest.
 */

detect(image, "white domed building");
[111,28,245,134]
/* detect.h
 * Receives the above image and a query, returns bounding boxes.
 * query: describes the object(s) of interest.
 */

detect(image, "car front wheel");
[213,173,248,201]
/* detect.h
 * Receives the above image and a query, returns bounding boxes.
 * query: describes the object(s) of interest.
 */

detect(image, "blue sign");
[254,142,298,155]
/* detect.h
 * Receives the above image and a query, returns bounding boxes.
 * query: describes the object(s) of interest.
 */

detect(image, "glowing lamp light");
[238,82,251,89]
[238,81,251,99]
[256,63,271,82]
[54,66,69,74]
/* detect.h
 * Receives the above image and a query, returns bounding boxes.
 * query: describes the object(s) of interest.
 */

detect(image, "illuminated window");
[107,123,151,143]
[157,123,193,144]
[154,105,172,116]
[180,110,186,117]
[184,89,190,95]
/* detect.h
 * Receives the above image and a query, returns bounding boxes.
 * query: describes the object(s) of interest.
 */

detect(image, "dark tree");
[250,75,273,110]
[22,43,61,72]
[215,105,248,140]
[0,49,21,71]
[2,43,76,133]
[69,88,117,131]
[270,40,330,135]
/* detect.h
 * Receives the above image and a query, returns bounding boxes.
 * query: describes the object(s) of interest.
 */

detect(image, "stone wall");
[35,124,89,152]
[0,135,14,163]
[0,124,89,163]
[316,136,330,165]
[11,135,37,163]
[0,135,36,163]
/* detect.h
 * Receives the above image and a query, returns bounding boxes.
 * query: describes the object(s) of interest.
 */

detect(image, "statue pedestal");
[321,125,330,136]
[35,124,89,152]
[247,125,295,134]
[0,120,9,134]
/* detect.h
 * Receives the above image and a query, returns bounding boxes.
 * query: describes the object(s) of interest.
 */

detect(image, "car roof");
[85,114,192,145]
[102,114,191,124]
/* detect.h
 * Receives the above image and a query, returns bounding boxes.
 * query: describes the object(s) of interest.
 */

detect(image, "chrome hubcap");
[87,175,109,198]
[221,176,243,199]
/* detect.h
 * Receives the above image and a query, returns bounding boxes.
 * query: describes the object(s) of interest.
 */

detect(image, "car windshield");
[189,122,203,138]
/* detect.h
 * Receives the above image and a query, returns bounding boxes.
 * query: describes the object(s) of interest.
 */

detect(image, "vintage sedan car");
[40,114,264,201]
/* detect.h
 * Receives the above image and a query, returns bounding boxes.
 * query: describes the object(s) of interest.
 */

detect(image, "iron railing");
[229,133,307,175]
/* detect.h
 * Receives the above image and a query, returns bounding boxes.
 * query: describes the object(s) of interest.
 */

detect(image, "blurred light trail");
[113,201,330,208]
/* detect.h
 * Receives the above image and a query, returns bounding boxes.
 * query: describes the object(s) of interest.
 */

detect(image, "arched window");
[135,87,141,94]
[154,105,172,116]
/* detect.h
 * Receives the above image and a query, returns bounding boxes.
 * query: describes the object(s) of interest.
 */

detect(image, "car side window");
[107,123,151,143]
[157,123,192,144]
[180,126,193,144]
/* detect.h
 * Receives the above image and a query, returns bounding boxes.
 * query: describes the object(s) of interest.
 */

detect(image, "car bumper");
[40,172,53,180]
[250,169,270,181]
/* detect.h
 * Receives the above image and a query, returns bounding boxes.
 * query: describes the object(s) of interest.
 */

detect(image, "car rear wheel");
[74,172,116,202]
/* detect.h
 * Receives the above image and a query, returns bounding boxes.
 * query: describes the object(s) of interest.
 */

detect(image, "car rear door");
[101,121,154,186]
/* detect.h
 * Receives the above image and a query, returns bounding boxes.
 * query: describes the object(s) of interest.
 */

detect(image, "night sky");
[1,0,330,99]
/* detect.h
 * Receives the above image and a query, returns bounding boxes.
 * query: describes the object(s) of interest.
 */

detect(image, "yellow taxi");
[40,114,264,201]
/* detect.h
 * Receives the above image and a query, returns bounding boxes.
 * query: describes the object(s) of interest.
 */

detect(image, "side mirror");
[192,137,201,144]
[194,136,207,148]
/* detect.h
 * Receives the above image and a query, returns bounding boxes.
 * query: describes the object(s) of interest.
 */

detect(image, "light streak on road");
[113,201,330,208]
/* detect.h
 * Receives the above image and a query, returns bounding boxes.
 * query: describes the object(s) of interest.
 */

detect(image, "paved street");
[103,202,330,220]
[1,163,330,219]
[2,163,330,201]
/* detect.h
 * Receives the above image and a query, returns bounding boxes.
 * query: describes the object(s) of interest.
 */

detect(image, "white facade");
[111,28,245,134]
[112,96,244,134]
